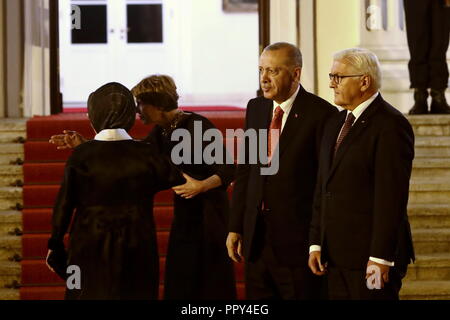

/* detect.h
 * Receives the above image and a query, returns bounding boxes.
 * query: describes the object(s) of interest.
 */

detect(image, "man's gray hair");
[264,42,303,68]
[333,48,382,90]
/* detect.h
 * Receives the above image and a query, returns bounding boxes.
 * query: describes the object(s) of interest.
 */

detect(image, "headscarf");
[87,82,136,133]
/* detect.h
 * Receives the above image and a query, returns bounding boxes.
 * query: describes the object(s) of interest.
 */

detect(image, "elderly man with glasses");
[308,48,415,300]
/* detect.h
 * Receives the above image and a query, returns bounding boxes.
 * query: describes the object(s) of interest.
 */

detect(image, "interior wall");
[315,0,360,104]
[179,0,259,107]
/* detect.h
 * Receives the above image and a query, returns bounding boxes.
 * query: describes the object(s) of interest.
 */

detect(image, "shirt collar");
[94,129,133,141]
[273,85,300,116]
[347,92,379,121]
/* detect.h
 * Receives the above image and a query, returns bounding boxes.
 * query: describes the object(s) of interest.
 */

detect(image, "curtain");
[23,0,51,117]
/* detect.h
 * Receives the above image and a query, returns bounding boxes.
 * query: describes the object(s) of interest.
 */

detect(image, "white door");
[60,0,179,106]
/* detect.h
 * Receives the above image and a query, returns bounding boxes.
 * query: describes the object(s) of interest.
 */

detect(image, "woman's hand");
[172,173,205,199]
[49,130,86,149]
[45,249,55,273]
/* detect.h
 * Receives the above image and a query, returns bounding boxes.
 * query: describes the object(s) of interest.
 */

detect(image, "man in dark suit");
[308,48,415,300]
[404,0,450,114]
[226,42,337,299]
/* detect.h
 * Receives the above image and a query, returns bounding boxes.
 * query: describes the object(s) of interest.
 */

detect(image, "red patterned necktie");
[268,106,284,159]
[334,112,355,156]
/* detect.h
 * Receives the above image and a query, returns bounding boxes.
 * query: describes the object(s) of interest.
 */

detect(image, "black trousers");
[404,0,450,89]
[245,213,323,300]
[327,265,403,300]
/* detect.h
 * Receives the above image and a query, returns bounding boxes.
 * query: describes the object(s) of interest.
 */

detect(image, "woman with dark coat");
[46,82,183,300]
[131,75,237,300]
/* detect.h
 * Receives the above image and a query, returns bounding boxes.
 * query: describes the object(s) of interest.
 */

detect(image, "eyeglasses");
[328,73,364,84]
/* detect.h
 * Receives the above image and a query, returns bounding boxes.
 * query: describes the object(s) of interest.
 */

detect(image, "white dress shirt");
[272,85,300,132]
[94,128,133,141]
[309,92,394,267]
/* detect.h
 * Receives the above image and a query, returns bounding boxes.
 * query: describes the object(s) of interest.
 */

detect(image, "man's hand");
[366,260,390,289]
[308,251,327,276]
[226,232,243,263]
[172,173,205,199]
[49,130,86,150]
[45,249,55,273]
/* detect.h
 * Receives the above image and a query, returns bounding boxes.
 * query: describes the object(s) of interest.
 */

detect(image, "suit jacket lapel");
[326,95,382,184]
[278,86,306,157]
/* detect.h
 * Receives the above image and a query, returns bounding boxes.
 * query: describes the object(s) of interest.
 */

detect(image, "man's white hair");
[333,48,382,90]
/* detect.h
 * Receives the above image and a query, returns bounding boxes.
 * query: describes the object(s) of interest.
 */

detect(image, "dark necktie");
[268,106,284,159]
[334,112,355,156]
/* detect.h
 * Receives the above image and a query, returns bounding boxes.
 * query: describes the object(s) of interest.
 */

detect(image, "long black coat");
[146,112,237,300]
[309,94,416,270]
[50,140,183,300]
[230,86,338,267]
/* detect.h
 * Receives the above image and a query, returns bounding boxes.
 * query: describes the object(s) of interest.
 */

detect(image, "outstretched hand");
[172,173,205,199]
[49,130,86,149]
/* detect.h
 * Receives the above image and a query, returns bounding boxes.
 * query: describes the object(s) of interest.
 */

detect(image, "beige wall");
[0,0,5,118]
[316,0,360,104]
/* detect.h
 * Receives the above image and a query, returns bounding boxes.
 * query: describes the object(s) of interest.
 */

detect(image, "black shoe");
[430,89,450,114]
[408,89,429,115]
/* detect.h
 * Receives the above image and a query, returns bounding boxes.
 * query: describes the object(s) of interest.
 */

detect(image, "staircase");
[1,113,449,300]
[0,119,26,300]
[401,115,450,300]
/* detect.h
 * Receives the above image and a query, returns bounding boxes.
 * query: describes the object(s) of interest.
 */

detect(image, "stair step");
[0,288,20,300]
[0,154,24,166]
[0,132,26,144]
[0,165,23,186]
[0,144,24,155]
[0,211,22,236]
[409,179,450,204]
[23,163,65,184]
[0,261,21,288]
[0,187,23,211]
[408,204,450,229]
[405,253,450,281]
[400,280,450,300]
[0,119,27,132]
[0,235,21,261]
[411,158,450,179]
[415,136,450,158]
[406,114,450,137]
[411,228,450,254]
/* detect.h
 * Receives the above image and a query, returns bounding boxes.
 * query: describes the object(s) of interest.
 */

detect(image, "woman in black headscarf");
[46,82,183,300]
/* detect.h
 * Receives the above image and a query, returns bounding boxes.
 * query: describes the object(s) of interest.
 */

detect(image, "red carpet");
[21,107,246,300]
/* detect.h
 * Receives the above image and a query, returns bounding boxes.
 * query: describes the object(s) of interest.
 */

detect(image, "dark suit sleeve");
[229,101,252,234]
[370,115,414,261]
[309,158,323,247]
[310,104,337,246]
[48,158,78,250]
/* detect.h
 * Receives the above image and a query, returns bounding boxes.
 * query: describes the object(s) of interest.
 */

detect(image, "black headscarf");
[87,82,136,133]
